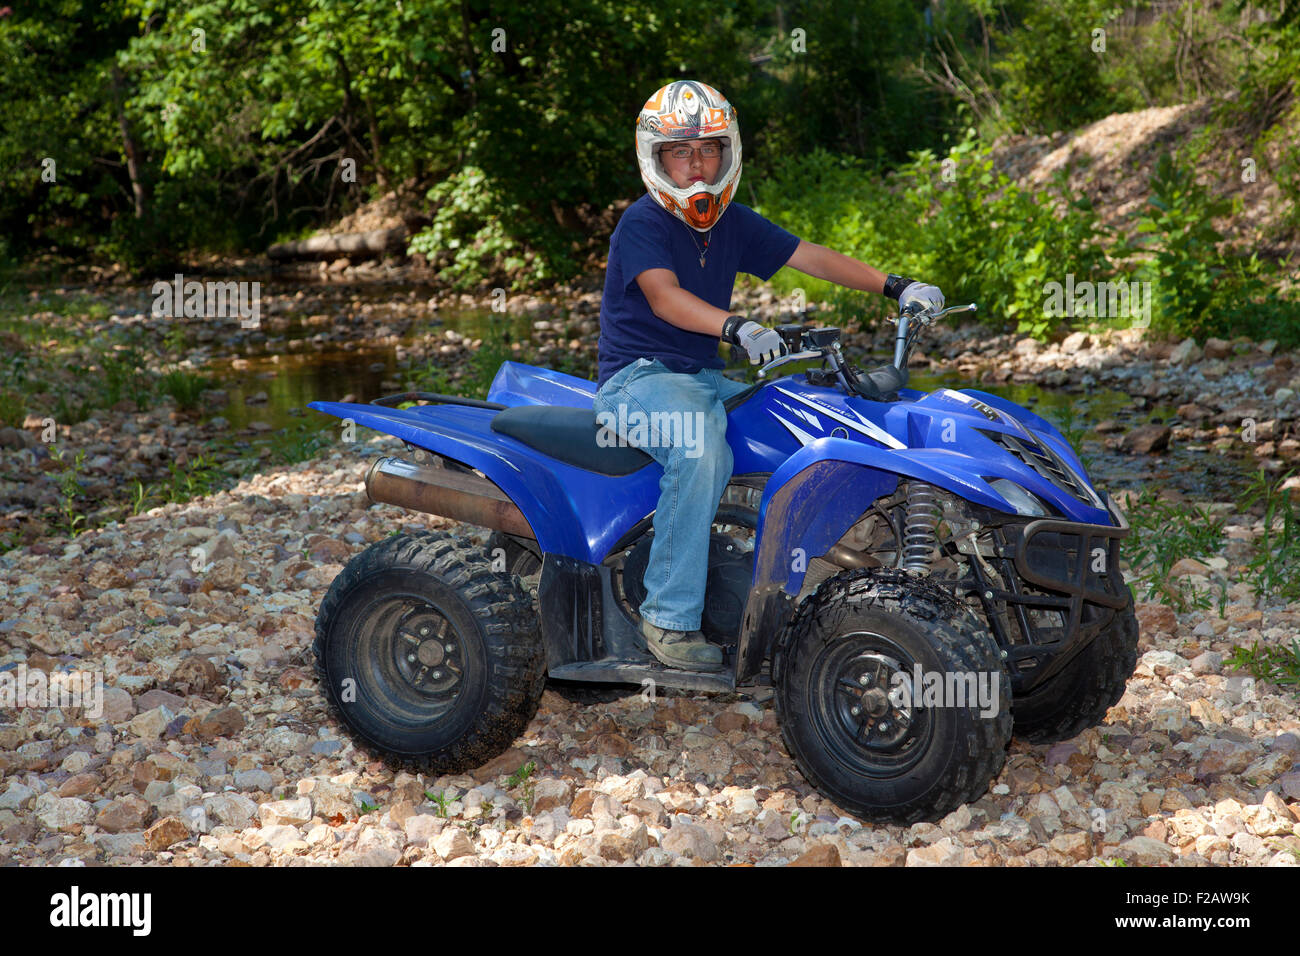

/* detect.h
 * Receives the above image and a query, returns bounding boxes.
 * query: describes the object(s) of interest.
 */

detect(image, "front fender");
[308,400,592,557]
[735,436,1035,682]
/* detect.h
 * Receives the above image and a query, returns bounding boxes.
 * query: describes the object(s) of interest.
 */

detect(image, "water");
[194,281,1256,502]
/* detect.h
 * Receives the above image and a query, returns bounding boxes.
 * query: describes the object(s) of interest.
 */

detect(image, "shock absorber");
[901,482,942,573]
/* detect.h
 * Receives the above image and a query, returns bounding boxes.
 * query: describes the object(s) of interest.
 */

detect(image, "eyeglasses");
[659,143,723,160]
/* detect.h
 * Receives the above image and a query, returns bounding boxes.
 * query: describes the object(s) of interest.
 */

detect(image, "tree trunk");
[110,65,149,219]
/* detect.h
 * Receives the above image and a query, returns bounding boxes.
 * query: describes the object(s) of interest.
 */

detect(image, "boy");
[595,80,945,671]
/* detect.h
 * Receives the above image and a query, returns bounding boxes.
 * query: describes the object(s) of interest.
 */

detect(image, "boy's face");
[657,137,723,189]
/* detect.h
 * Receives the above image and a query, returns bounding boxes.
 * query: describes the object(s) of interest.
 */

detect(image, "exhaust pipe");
[365,457,536,540]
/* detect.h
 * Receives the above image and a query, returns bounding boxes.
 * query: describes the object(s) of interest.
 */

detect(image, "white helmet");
[635,80,742,232]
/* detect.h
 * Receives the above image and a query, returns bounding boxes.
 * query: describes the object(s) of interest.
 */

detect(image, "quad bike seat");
[488,385,762,477]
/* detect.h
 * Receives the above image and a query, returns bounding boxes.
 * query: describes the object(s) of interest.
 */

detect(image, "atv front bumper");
[968,493,1132,692]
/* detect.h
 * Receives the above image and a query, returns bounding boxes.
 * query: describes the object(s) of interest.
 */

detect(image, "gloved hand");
[721,315,786,365]
[884,274,945,315]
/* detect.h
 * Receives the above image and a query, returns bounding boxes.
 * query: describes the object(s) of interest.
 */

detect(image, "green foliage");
[157,367,209,409]
[97,346,153,407]
[272,421,332,465]
[1123,487,1225,612]
[1227,639,1300,689]
[51,447,88,538]
[1237,469,1300,603]
[752,136,1112,338]
[0,388,24,428]
[993,0,1118,132]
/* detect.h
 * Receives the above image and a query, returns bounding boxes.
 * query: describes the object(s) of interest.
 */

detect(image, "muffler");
[364,456,537,539]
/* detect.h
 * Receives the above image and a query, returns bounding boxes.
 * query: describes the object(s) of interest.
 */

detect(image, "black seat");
[857,364,908,401]
[489,385,763,477]
[490,406,654,476]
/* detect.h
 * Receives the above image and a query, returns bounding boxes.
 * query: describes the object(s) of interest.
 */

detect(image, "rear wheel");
[774,568,1012,824]
[313,530,545,770]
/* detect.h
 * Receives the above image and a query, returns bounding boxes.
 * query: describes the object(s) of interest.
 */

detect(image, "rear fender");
[487,361,597,408]
[308,400,592,557]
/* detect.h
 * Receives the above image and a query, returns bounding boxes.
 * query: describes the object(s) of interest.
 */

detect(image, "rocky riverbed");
[2,283,1299,867]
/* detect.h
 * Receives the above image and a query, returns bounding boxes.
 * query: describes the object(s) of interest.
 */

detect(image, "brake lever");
[757,349,823,379]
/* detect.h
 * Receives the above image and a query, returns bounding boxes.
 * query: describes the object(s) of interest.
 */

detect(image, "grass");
[1123,487,1226,613]
[158,368,210,410]
[272,421,333,465]
[1227,639,1300,689]
[506,760,537,815]
[1236,469,1300,604]
[425,789,452,818]
[51,446,88,538]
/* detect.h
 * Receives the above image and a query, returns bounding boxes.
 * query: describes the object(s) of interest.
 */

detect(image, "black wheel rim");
[808,630,934,778]
[350,591,469,728]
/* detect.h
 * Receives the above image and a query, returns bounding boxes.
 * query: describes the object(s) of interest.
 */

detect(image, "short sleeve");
[735,205,800,281]
[618,206,676,291]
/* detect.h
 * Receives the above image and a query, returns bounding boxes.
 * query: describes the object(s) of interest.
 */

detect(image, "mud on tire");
[1010,593,1139,744]
[773,568,1012,825]
[313,530,546,772]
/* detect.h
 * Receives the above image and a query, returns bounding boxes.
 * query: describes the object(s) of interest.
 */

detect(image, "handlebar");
[756,302,979,392]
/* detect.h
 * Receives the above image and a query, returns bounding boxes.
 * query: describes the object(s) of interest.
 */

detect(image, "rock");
[491,844,540,866]
[404,814,444,846]
[1114,836,1175,866]
[1062,331,1091,352]
[192,706,244,738]
[1279,772,1300,801]
[906,838,967,866]
[531,778,572,814]
[34,794,94,830]
[233,768,274,792]
[203,793,259,828]
[144,817,190,851]
[1242,752,1293,785]
[259,797,313,826]
[58,774,99,798]
[1203,337,1232,359]
[1120,424,1172,455]
[472,747,529,782]
[1169,338,1201,365]
[598,825,649,863]
[0,782,34,811]
[96,799,148,833]
[1142,650,1190,678]
[1135,603,1177,636]
[199,557,248,592]
[433,827,476,862]
[100,687,135,723]
[660,819,719,862]
[1196,743,1256,778]
[257,824,304,851]
[1190,651,1223,676]
[788,843,841,867]
[1049,832,1093,862]
[129,705,174,739]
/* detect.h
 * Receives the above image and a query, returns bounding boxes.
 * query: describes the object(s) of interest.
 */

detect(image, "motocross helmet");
[635,80,742,232]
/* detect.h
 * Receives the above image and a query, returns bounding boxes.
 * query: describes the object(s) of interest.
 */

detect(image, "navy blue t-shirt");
[596,195,800,388]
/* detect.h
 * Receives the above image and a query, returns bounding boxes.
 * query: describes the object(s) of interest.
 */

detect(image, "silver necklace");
[685,224,712,268]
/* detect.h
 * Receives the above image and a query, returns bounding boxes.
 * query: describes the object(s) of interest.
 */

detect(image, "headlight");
[986,478,1050,517]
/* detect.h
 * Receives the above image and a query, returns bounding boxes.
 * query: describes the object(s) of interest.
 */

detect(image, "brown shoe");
[639,618,723,671]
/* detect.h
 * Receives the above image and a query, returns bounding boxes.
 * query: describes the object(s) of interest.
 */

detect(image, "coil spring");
[901,483,942,573]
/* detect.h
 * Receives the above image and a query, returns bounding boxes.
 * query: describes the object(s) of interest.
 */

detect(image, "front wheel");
[312,530,546,771]
[773,568,1012,825]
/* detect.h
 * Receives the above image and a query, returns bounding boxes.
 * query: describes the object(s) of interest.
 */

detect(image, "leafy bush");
[752,135,1113,337]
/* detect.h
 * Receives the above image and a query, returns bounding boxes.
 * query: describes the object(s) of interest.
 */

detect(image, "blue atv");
[308,304,1138,824]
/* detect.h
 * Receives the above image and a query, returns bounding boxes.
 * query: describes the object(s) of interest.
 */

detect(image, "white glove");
[899,281,945,315]
[722,316,786,365]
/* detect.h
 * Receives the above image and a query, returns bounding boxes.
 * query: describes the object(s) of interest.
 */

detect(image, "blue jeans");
[593,359,750,632]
